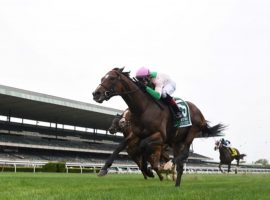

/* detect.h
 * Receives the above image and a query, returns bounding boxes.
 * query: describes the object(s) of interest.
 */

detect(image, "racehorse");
[214,140,246,173]
[92,67,226,187]
[107,109,171,180]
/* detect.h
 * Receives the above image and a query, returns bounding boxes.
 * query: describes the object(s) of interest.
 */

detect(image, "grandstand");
[0,84,214,167]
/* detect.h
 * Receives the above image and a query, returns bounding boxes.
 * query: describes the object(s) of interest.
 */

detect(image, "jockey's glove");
[137,81,146,91]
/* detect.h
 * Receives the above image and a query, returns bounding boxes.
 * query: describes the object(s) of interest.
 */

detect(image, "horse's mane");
[112,67,131,79]
[112,67,164,109]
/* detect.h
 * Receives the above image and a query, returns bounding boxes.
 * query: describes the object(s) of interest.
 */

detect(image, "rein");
[99,70,140,100]
[100,69,164,110]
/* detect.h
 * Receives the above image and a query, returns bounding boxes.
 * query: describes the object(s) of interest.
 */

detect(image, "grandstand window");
[76,126,85,132]
[115,132,123,137]
[64,125,75,130]
[50,123,56,128]
[0,115,8,121]
[23,119,37,125]
[37,121,50,127]
[56,124,64,129]
[10,117,23,123]
[86,128,94,133]
[96,129,107,134]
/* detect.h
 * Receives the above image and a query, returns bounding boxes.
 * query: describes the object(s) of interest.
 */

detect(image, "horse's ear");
[119,67,125,72]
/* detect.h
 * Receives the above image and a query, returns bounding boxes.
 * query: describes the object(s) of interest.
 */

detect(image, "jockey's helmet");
[136,67,150,78]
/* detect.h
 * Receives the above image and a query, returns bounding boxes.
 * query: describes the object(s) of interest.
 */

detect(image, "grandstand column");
[7,110,11,134]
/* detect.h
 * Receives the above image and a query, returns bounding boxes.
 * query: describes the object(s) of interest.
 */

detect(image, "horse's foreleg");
[228,163,231,173]
[140,133,164,181]
[147,144,163,181]
[219,163,224,173]
[139,141,154,178]
[131,155,149,179]
[98,139,128,176]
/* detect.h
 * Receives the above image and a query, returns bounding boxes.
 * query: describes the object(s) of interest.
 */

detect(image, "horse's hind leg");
[175,162,184,187]
[235,159,239,174]
[228,163,231,173]
[172,142,187,187]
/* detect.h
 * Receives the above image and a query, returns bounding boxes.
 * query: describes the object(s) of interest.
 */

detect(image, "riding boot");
[163,95,183,126]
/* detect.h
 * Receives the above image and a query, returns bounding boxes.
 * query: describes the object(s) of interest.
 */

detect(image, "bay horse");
[214,140,246,173]
[107,109,171,180]
[92,67,226,187]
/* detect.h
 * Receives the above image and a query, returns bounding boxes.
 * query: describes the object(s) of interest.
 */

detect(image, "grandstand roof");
[0,84,123,130]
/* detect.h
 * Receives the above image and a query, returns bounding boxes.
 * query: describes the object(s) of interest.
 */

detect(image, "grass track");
[0,173,269,200]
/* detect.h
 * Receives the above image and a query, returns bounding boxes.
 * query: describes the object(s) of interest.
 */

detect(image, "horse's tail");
[239,154,246,160]
[201,122,227,137]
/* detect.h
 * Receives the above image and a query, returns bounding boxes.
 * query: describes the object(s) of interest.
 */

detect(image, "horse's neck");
[120,75,165,115]
[121,88,149,114]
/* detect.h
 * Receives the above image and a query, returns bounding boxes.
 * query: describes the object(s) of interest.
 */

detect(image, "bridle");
[98,70,140,100]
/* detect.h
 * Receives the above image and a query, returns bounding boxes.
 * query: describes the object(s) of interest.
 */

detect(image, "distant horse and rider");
[214,138,246,173]
[92,67,226,187]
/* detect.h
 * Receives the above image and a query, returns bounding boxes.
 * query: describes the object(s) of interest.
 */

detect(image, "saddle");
[224,146,238,157]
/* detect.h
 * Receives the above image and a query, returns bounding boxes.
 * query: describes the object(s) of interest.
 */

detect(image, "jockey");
[220,138,231,148]
[135,66,182,126]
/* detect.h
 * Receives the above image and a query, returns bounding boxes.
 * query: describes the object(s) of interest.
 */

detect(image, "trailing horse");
[214,140,246,173]
[92,67,226,187]
[106,109,170,180]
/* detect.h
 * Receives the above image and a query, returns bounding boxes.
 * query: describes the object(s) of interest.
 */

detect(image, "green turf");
[0,173,269,200]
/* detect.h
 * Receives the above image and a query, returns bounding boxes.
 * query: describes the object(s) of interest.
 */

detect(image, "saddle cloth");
[230,148,238,157]
[174,97,192,128]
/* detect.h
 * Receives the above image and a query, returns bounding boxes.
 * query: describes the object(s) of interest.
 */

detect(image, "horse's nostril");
[92,91,101,97]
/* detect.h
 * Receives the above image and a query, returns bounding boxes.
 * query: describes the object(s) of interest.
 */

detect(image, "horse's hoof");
[146,167,155,178]
[97,169,108,176]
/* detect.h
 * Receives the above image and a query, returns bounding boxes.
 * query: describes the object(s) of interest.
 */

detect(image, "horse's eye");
[109,76,116,81]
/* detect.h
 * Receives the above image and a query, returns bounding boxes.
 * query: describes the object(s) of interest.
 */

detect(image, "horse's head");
[108,114,122,134]
[214,140,221,151]
[92,67,132,103]
[118,109,131,130]
[108,109,131,135]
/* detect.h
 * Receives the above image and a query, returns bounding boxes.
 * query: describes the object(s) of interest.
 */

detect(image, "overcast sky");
[1,0,269,164]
